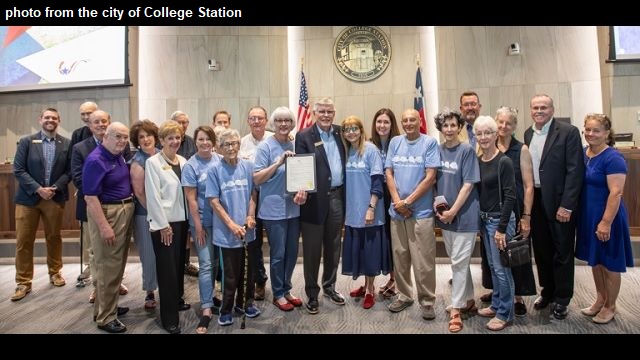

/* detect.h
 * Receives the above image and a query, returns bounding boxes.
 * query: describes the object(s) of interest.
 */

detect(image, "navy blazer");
[14,132,71,206]
[70,126,92,150]
[71,137,98,221]
[524,118,584,220]
[71,137,133,221]
[295,123,346,225]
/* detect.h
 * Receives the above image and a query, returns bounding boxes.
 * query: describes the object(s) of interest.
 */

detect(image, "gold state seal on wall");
[333,26,391,82]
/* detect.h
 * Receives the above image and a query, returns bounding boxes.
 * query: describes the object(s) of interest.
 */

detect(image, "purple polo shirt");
[82,144,132,202]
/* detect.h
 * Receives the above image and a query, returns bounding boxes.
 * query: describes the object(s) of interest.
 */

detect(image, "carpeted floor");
[1,262,639,334]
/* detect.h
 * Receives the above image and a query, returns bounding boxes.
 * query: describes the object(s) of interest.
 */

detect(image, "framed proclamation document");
[285,154,317,194]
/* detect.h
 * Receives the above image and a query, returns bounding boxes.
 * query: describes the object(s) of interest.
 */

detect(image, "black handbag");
[500,233,531,267]
[495,156,531,268]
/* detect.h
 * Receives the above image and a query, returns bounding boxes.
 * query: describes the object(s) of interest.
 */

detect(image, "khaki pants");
[87,202,134,326]
[390,217,436,306]
[15,200,65,286]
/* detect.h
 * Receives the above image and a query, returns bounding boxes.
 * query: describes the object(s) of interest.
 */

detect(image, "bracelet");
[368,203,376,209]
[522,213,531,217]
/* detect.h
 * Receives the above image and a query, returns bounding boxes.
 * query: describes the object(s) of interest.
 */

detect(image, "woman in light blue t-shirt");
[341,116,390,310]
[434,109,481,333]
[254,106,307,312]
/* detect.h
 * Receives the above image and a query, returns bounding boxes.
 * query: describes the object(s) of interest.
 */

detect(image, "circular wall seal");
[333,26,391,82]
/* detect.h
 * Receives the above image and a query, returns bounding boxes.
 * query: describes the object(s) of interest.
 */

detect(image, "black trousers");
[251,192,268,286]
[151,221,188,329]
[301,188,344,299]
[530,188,576,306]
[220,240,258,315]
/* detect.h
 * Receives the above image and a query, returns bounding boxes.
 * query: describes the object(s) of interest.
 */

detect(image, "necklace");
[161,151,179,166]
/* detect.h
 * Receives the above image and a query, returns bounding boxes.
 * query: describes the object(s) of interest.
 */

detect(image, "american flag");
[414,67,428,134]
[296,70,312,132]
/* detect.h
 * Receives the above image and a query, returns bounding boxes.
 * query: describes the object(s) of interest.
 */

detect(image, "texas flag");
[414,67,428,134]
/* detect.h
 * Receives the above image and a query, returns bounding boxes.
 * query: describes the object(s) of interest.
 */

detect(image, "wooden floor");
[1,262,639,334]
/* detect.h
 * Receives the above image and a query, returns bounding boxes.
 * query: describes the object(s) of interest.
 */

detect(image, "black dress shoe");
[306,297,319,315]
[514,301,527,317]
[117,306,129,316]
[323,290,345,305]
[164,325,181,334]
[533,296,552,310]
[553,304,568,320]
[178,302,191,311]
[97,319,127,333]
[93,307,130,321]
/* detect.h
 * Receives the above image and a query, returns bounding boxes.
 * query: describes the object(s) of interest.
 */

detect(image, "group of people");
[10,92,632,334]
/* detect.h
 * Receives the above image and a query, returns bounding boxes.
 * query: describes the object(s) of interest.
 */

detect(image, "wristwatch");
[368,203,376,209]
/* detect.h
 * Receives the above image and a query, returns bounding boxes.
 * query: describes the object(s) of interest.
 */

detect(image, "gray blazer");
[14,132,71,206]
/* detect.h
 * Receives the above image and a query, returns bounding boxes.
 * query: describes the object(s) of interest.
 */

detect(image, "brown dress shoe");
[11,284,32,301]
[50,273,66,287]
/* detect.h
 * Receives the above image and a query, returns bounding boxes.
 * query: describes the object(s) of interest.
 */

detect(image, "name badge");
[32,139,42,144]
[162,165,172,170]
[314,141,323,147]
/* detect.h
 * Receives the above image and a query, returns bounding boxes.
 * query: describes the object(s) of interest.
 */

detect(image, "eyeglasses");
[498,106,518,114]
[342,126,360,133]
[316,110,335,115]
[221,141,240,148]
[248,116,266,122]
[461,102,479,108]
[474,131,496,138]
[274,118,293,124]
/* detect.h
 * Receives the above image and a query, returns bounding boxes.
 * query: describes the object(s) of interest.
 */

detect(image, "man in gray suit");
[12,108,71,301]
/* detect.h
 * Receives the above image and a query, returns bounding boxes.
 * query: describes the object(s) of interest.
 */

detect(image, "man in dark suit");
[72,110,131,302]
[11,108,71,301]
[70,101,98,150]
[524,94,584,320]
[70,101,98,282]
[295,97,346,314]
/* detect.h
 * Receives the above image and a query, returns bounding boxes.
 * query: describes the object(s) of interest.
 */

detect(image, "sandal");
[381,285,398,298]
[378,279,395,294]
[144,292,157,310]
[448,313,463,333]
[195,315,212,334]
[486,317,511,331]
[445,300,477,314]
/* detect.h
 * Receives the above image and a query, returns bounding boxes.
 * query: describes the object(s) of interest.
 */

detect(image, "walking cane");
[76,221,86,288]
[240,224,248,329]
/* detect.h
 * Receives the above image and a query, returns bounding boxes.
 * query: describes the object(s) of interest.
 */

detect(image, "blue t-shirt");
[345,142,385,227]
[205,159,255,248]
[181,153,221,227]
[435,143,481,232]
[254,136,300,220]
[384,134,440,220]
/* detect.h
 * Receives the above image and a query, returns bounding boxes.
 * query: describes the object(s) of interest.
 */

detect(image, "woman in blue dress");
[368,108,400,297]
[576,113,633,324]
[341,116,390,309]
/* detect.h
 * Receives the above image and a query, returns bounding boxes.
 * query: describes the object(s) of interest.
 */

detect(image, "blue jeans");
[264,218,300,300]
[190,225,219,309]
[480,213,516,322]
